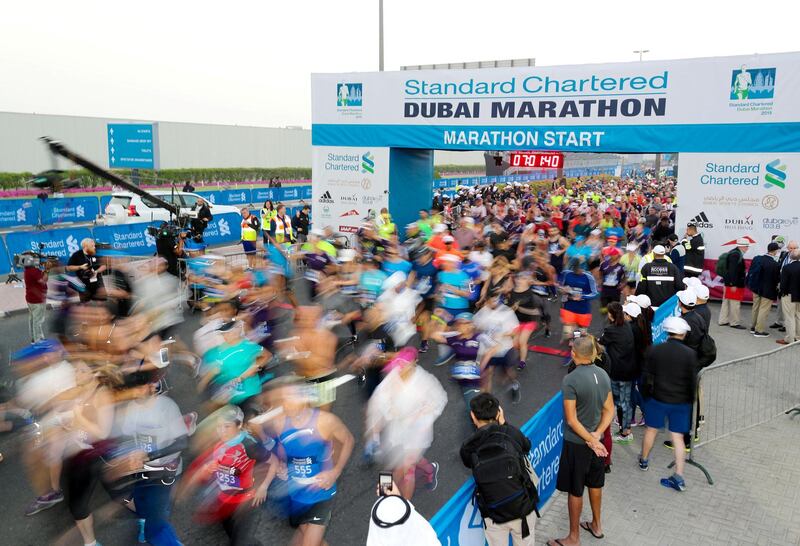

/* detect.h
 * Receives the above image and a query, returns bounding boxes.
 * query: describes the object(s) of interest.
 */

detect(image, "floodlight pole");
[379,0,385,71]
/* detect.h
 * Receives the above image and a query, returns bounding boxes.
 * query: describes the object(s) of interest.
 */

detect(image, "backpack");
[715,252,729,277]
[697,332,717,368]
[470,428,540,537]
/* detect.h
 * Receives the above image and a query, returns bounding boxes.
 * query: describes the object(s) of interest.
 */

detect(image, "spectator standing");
[667,234,685,274]
[67,238,105,302]
[636,245,682,309]
[638,317,698,492]
[777,248,800,345]
[461,393,538,546]
[270,204,295,245]
[719,239,749,329]
[23,255,50,342]
[293,205,311,243]
[747,242,782,337]
[599,302,636,444]
[548,336,613,546]
[366,477,439,546]
[681,221,705,277]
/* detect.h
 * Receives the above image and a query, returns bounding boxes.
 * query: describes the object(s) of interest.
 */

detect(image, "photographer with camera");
[153,222,186,278]
[366,473,439,546]
[22,252,53,342]
[67,238,105,302]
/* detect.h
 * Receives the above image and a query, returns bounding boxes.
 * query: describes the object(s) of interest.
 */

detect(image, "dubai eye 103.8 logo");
[730,66,776,100]
[337,83,363,107]
[764,159,787,189]
[361,152,375,174]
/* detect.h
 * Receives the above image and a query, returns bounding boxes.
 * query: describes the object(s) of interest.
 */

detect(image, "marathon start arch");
[311,52,800,253]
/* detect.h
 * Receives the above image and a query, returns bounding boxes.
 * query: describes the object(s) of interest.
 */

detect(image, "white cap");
[442,235,455,243]
[694,284,710,300]
[382,271,407,291]
[677,288,697,307]
[653,245,667,255]
[683,277,702,289]
[635,294,652,309]
[736,238,750,247]
[591,229,601,236]
[338,249,357,263]
[626,242,638,252]
[663,316,692,335]
[433,224,447,234]
[623,302,642,318]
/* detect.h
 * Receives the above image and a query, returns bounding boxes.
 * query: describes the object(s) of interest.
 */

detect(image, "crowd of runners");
[4,173,720,546]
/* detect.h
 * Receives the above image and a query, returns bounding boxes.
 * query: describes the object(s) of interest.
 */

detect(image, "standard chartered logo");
[764,159,787,189]
[219,218,231,236]
[361,152,375,174]
[66,235,80,254]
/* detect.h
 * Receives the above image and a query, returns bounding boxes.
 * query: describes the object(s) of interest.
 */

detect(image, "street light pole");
[379,0,384,71]
[633,49,650,62]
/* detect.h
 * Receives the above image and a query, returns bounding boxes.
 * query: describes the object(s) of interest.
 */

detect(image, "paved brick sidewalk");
[535,414,800,545]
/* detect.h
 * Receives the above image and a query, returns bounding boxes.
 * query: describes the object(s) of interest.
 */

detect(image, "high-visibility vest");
[260,208,277,228]
[241,218,258,241]
[273,215,293,243]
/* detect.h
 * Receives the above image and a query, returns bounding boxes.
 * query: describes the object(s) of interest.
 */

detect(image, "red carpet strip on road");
[529,345,570,358]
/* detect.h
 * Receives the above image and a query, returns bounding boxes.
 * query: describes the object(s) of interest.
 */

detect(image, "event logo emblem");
[729,66,776,100]
[336,83,363,107]
[764,159,787,189]
[361,152,375,174]
[16,208,26,222]
[76,205,85,218]
[144,228,156,247]
[207,194,216,204]
[724,215,754,230]
[361,178,372,190]
[722,235,756,246]
[690,211,714,229]
[762,195,780,210]
[318,191,334,204]
[339,209,360,218]
[219,218,231,237]
[66,235,80,254]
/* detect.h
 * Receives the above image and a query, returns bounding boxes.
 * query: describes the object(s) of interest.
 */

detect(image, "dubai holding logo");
[361,152,375,174]
[764,159,787,189]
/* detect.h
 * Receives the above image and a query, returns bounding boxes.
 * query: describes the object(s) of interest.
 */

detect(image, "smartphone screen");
[159,348,170,366]
[379,472,393,495]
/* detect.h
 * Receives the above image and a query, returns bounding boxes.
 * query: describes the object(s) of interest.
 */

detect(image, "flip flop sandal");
[581,521,605,539]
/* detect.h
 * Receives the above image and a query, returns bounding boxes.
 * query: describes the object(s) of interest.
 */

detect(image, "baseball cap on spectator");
[622,302,642,318]
[454,312,473,322]
[626,242,638,252]
[652,245,667,255]
[633,294,652,309]
[442,235,455,243]
[677,289,697,307]
[684,277,702,289]
[663,316,691,335]
[694,284,710,301]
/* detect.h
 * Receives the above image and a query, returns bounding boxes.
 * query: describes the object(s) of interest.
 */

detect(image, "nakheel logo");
[66,235,80,254]
[690,211,714,229]
[361,152,375,174]
[764,159,787,189]
[219,218,231,236]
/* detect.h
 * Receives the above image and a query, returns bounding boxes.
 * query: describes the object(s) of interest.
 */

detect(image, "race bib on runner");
[215,465,242,490]
[451,361,481,380]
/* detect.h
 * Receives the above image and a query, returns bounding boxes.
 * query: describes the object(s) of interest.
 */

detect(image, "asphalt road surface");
[0,295,586,546]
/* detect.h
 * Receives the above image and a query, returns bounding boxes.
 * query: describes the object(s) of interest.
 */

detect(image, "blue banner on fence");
[93,222,158,255]
[0,199,40,228]
[0,237,11,275]
[6,227,94,264]
[651,294,680,344]
[431,392,564,545]
[41,197,100,225]
[201,213,241,246]
[209,189,252,206]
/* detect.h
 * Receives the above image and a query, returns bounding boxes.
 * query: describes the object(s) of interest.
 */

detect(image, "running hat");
[684,277,702,289]
[663,316,691,335]
[634,294,652,309]
[454,312,474,322]
[622,302,642,318]
[677,289,697,307]
[626,242,638,252]
[383,347,418,374]
[694,284,710,300]
[338,249,357,263]
[218,405,244,425]
[442,235,455,243]
[652,245,667,255]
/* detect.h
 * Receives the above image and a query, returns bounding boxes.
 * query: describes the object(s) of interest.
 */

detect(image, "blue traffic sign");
[107,123,158,169]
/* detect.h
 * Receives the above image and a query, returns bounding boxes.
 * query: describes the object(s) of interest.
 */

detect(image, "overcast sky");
[2,0,796,128]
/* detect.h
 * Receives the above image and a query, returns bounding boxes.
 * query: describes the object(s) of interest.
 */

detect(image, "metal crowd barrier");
[678,342,800,484]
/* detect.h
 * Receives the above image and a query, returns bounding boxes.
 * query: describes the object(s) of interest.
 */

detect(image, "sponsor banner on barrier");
[6,227,93,264]
[431,392,564,545]
[311,146,389,233]
[93,222,158,254]
[651,295,681,344]
[0,237,11,275]
[0,199,40,228]
[41,197,100,225]
[312,53,800,152]
[200,213,239,246]
[677,153,800,261]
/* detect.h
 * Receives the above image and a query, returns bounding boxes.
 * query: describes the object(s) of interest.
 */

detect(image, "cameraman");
[67,238,105,302]
[23,253,51,342]
[366,475,439,546]
[154,222,186,277]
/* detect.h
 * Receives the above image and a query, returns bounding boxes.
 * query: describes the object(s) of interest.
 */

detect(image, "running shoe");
[516,360,526,371]
[632,415,646,427]
[434,352,453,367]
[511,386,521,404]
[663,440,691,453]
[25,490,64,516]
[426,462,440,491]
[638,456,649,471]
[660,474,687,492]
[753,331,770,338]
[419,340,429,353]
[613,433,633,444]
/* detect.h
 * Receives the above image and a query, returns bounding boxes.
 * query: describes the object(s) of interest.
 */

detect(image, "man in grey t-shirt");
[546,336,613,546]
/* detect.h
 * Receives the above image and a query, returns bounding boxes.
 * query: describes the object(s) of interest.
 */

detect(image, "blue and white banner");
[0,199,40,228]
[200,212,240,246]
[313,53,800,152]
[431,393,564,546]
[0,237,11,275]
[6,227,93,264]
[41,197,100,225]
[651,294,681,344]
[199,189,252,207]
[93,222,158,255]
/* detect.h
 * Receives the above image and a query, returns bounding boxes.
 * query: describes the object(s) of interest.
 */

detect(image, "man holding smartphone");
[367,474,439,545]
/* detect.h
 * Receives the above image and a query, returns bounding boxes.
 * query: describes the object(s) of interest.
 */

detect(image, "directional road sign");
[107,123,158,169]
